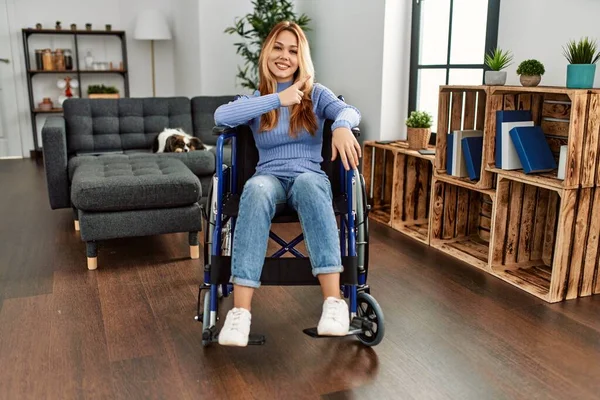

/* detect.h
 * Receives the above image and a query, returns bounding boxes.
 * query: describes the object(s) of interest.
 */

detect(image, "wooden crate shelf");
[363,85,600,302]
[490,176,600,302]
[429,177,493,271]
[363,141,434,244]
[434,86,492,189]
[484,87,600,190]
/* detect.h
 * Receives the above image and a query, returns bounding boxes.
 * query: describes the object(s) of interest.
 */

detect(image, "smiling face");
[267,30,299,83]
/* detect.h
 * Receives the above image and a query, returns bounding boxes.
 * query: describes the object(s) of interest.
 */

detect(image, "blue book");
[446,133,454,174]
[496,110,532,168]
[509,126,557,173]
[461,136,483,180]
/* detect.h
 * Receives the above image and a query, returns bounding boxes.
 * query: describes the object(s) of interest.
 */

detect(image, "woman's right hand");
[278,76,311,107]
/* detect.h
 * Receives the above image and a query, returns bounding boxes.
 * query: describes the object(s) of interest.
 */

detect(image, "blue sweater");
[214,81,361,178]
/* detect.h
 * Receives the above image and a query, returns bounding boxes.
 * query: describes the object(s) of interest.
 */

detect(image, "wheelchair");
[197,97,384,347]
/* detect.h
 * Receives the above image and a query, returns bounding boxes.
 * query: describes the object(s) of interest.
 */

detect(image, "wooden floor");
[1,159,600,400]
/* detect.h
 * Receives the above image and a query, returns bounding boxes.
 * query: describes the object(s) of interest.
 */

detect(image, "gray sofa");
[42,95,234,270]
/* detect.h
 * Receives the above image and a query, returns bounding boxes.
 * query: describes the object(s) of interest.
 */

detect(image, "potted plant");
[484,48,513,85]
[224,0,311,90]
[70,23,77,31]
[516,59,545,87]
[35,23,42,30]
[563,37,600,88]
[105,24,112,31]
[85,23,92,31]
[55,21,62,30]
[87,84,119,99]
[405,111,433,150]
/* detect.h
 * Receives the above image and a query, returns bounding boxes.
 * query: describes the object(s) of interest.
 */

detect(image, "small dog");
[152,128,206,153]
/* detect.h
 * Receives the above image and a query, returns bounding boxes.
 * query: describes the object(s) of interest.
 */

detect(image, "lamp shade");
[133,10,172,40]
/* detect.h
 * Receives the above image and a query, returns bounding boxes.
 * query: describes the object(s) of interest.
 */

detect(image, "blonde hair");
[258,21,317,136]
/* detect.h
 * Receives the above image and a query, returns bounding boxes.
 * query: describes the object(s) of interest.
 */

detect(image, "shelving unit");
[363,84,600,303]
[21,28,130,158]
[363,141,434,244]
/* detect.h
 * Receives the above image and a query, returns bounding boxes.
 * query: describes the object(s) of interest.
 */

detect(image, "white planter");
[485,71,507,85]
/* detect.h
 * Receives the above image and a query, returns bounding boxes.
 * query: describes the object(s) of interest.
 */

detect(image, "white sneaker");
[218,308,251,347]
[317,297,350,336]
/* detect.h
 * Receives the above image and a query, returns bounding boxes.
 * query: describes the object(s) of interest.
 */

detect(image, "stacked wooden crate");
[363,85,600,303]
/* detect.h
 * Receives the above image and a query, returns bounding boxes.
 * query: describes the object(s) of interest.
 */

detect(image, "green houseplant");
[484,48,513,85]
[405,111,433,149]
[563,37,600,88]
[87,84,119,99]
[224,0,311,90]
[517,59,545,87]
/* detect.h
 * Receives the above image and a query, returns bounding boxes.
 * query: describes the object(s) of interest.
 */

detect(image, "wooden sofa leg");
[189,232,199,259]
[72,207,80,232]
[87,241,98,270]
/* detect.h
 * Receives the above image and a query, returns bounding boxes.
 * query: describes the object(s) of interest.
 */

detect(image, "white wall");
[295,0,387,142]
[380,0,412,141]
[9,0,176,156]
[498,0,600,87]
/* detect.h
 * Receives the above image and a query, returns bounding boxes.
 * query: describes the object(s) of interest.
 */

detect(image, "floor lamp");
[133,10,172,97]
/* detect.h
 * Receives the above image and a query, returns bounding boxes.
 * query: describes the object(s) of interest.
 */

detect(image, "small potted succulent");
[35,23,42,30]
[105,24,112,31]
[563,37,600,88]
[55,21,62,30]
[70,23,77,31]
[517,59,545,87]
[405,110,433,150]
[484,48,513,85]
[85,23,92,31]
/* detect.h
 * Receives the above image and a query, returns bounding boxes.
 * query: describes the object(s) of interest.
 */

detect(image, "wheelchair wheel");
[202,291,211,347]
[356,292,384,346]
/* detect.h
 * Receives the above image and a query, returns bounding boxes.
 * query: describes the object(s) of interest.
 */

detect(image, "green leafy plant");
[484,48,513,71]
[517,59,545,76]
[563,37,600,64]
[87,84,119,94]
[224,0,311,90]
[405,111,433,128]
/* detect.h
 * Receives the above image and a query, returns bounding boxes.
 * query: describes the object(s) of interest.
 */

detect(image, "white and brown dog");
[152,128,206,153]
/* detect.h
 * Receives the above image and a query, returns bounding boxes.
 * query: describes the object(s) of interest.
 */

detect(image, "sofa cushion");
[71,157,201,212]
[68,151,215,181]
[191,96,236,146]
[64,97,193,155]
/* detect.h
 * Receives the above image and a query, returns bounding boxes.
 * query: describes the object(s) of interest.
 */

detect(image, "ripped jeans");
[230,172,343,288]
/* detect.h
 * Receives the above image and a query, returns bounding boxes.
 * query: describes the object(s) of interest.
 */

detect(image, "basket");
[407,127,431,149]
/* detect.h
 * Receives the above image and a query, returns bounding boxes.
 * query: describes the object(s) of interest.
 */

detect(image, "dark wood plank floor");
[1,159,599,400]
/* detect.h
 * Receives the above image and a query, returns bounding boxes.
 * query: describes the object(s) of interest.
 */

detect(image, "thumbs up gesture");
[278,76,311,107]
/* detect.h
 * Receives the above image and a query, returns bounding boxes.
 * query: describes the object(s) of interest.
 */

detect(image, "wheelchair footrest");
[211,332,266,346]
[302,317,365,338]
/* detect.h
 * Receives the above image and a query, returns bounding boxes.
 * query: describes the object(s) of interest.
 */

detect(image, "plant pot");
[566,64,597,89]
[70,24,77,31]
[88,93,119,99]
[407,127,431,150]
[484,70,507,85]
[520,74,541,87]
[105,24,112,31]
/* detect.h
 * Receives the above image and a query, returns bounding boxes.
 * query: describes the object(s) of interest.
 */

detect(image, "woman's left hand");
[332,127,361,170]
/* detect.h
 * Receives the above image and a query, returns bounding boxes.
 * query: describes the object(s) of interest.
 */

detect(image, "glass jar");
[63,49,73,70]
[35,49,44,70]
[54,49,65,70]
[42,49,53,70]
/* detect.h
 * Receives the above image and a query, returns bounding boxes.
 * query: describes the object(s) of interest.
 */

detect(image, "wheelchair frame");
[197,111,384,347]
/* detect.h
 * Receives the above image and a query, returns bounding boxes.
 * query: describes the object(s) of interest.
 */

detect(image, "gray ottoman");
[70,157,203,270]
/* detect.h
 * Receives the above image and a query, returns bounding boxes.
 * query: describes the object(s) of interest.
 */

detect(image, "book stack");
[495,110,558,175]
[447,130,484,180]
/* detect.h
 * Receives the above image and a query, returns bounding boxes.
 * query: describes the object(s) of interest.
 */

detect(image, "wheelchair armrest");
[212,125,237,136]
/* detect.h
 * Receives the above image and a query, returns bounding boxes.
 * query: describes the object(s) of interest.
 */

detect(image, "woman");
[214,21,361,347]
